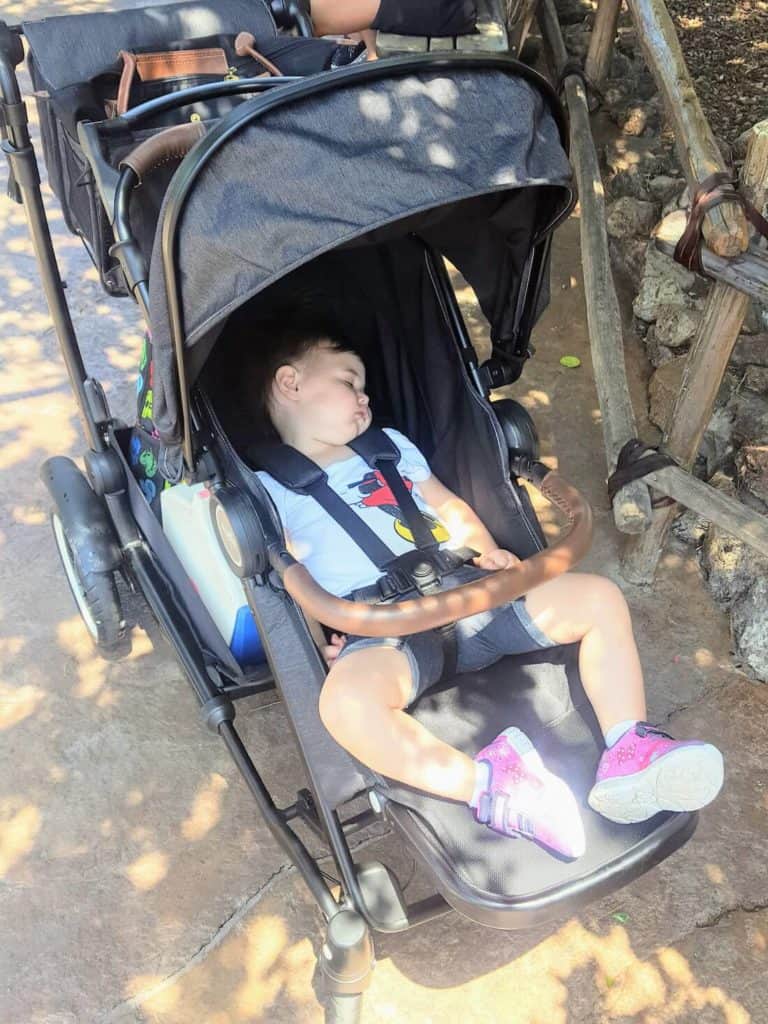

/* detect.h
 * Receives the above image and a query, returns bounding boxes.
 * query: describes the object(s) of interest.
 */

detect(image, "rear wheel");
[324,993,363,1024]
[51,511,125,650]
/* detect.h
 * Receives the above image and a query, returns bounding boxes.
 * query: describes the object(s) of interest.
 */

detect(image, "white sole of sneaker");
[588,743,724,824]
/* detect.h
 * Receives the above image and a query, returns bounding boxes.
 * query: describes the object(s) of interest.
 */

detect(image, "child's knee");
[319,647,413,737]
[585,574,630,624]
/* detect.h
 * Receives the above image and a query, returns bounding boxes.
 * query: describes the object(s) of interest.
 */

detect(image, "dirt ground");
[665,0,768,144]
[1,3,768,1023]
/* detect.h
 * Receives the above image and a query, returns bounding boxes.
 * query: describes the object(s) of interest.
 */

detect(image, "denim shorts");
[334,565,557,706]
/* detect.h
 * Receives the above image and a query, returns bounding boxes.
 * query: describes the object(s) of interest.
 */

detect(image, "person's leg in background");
[310,0,380,36]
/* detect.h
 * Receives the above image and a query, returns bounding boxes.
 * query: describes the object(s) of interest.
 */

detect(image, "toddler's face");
[281,343,371,447]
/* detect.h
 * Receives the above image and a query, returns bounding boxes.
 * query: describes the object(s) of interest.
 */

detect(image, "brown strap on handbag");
[674,171,768,274]
[116,47,230,115]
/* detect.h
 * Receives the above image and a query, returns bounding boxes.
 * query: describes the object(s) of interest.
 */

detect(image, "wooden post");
[622,120,768,583]
[507,0,541,55]
[539,0,653,534]
[585,0,621,86]
[624,0,749,258]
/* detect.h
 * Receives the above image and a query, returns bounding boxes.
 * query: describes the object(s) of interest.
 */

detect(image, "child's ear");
[274,363,300,400]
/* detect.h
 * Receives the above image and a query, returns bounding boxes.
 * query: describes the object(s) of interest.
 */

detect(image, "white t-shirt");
[257,428,451,596]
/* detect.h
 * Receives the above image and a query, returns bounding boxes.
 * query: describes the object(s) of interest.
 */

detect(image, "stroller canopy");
[147,58,574,449]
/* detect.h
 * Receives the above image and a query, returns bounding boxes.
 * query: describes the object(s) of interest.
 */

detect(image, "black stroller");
[1,2,697,1019]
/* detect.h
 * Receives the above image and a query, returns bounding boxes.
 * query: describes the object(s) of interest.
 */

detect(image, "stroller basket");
[23,0,322,294]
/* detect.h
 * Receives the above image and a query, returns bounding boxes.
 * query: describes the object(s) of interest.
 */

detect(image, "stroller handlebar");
[121,121,208,181]
[277,469,594,637]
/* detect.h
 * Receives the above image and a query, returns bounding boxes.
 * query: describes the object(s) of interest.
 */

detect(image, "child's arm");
[419,474,520,569]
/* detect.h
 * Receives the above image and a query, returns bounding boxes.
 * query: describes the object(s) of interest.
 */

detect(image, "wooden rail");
[539,0,654,534]
[655,211,768,306]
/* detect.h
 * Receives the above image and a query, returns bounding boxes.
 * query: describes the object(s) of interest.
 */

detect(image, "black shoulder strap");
[249,440,396,569]
[349,429,438,553]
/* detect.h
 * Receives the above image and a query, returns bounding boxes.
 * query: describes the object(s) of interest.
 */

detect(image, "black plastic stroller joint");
[318,910,375,996]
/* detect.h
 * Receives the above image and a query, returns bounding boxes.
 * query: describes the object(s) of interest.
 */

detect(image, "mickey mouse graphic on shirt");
[351,469,450,544]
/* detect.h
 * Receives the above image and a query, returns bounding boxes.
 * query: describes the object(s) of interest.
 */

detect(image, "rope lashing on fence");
[674,172,768,274]
[555,58,602,113]
[606,439,678,509]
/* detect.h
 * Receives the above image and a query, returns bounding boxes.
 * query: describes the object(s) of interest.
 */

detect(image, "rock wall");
[558,2,768,680]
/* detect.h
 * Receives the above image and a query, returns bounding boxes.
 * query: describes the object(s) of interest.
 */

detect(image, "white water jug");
[161,482,264,666]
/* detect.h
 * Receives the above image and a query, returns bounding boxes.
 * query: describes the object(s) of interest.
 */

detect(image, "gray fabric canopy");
[147,62,573,449]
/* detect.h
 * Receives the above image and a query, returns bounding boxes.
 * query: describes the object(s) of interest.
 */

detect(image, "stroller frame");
[1,12,697,1018]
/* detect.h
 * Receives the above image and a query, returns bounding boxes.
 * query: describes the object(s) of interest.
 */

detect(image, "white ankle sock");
[468,760,491,808]
[604,719,639,748]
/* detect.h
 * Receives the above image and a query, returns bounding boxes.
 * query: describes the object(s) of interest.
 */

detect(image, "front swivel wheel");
[51,511,125,650]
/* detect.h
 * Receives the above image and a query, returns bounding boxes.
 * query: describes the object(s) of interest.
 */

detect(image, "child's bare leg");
[523,572,723,821]
[311,0,380,36]
[319,645,476,801]
[320,640,586,856]
[522,573,646,733]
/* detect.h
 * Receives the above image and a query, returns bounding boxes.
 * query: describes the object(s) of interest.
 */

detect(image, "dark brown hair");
[250,312,358,433]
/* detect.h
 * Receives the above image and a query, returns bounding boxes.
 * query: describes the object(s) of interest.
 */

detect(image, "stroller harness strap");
[252,440,397,568]
[252,427,475,678]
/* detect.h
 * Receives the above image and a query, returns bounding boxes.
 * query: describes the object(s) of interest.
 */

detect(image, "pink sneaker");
[588,722,724,824]
[473,727,586,858]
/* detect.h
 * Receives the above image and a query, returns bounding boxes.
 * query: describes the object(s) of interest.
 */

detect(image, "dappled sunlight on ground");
[121,907,321,1024]
[181,773,228,842]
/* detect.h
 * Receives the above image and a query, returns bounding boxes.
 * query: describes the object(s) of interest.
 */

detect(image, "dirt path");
[666,0,768,143]
[1,4,767,1022]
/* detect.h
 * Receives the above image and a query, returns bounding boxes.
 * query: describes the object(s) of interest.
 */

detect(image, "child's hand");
[322,632,347,666]
[473,548,520,571]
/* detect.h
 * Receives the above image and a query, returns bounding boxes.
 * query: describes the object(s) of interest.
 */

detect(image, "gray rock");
[563,24,591,58]
[615,26,638,55]
[609,51,635,81]
[604,137,669,179]
[730,332,768,366]
[726,388,768,445]
[633,243,696,322]
[649,175,686,204]
[554,0,594,25]
[672,508,709,547]
[602,85,627,110]
[700,406,736,477]
[700,523,768,607]
[644,326,676,368]
[606,197,660,238]
[743,366,768,394]
[609,236,647,282]
[620,101,661,137]
[653,304,701,348]
[735,443,768,505]
[731,576,768,682]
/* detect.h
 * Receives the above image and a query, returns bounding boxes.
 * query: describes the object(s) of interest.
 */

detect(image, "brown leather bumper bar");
[277,469,593,637]
[120,121,207,181]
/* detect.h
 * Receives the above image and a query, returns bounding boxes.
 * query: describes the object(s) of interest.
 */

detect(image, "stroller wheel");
[324,993,363,1024]
[51,511,125,650]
